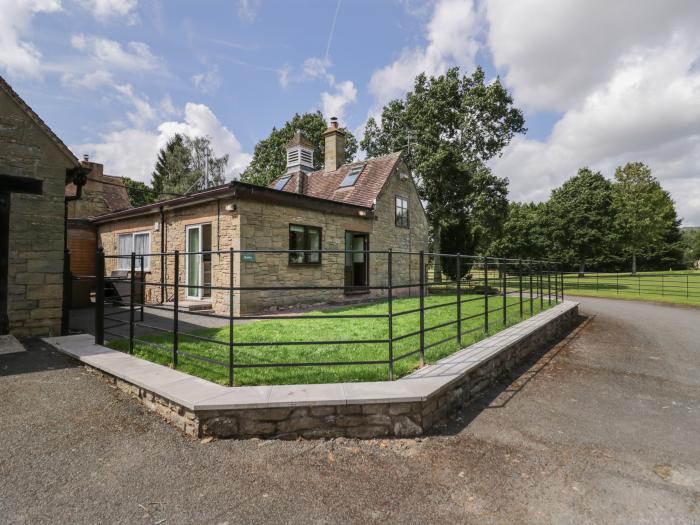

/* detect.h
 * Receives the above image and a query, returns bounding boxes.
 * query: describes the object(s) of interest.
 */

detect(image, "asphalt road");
[1,296,698,524]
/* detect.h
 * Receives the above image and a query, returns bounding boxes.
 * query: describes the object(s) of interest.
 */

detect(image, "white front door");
[186,225,202,299]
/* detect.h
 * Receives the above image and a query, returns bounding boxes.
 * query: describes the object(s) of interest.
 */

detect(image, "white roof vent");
[286,130,314,174]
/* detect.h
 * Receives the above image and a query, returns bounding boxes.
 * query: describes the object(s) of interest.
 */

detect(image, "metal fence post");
[95,247,104,345]
[502,260,507,327]
[387,249,394,381]
[229,248,234,387]
[419,250,425,367]
[661,273,664,296]
[518,259,523,319]
[548,264,552,305]
[560,266,565,301]
[173,250,179,368]
[539,262,544,309]
[456,254,462,347]
[529,262,533,317]
[140,255,145,322]
[129,252,135,355]
[554,263,559,302]
[483,257,489,333]
[687,274,690,298]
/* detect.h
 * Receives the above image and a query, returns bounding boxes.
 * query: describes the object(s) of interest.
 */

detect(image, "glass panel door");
[186,226,201,299]
[344,232,369,291]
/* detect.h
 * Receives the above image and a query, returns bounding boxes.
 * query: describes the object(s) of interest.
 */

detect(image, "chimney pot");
[83,154,89,162]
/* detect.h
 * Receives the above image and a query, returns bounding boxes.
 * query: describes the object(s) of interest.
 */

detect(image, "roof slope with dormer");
[270,151,403,208]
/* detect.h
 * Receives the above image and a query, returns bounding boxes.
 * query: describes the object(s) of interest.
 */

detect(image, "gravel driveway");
[1,296,698,524]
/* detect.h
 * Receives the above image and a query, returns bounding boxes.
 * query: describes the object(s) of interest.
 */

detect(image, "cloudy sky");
[2,0,699,225]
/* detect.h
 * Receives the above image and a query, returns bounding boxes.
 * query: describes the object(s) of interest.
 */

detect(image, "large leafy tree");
[682,228,700,265]
[361,67,525,261]
[612,162,678,274]
[151,134,228,197]
[489,202,549,260]
[240,111,358,187]
[546,168,616,273]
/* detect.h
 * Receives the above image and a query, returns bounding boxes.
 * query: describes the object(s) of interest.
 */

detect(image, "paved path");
[1,296,698,524]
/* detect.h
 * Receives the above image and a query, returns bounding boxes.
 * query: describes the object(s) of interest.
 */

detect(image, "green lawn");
[563,270,700,306]
[108,291,555,386]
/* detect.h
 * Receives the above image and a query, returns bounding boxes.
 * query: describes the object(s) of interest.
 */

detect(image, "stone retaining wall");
[95,304,579,440]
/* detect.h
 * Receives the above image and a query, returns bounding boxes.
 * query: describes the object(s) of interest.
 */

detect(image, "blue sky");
[2,0,699,225]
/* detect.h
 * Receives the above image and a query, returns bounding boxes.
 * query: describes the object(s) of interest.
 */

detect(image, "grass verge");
[563,271,700,307]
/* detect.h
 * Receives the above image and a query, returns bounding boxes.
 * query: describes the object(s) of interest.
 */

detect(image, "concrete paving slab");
[0,335,26,355]
[267,382,347,407]
[196,386,272,410]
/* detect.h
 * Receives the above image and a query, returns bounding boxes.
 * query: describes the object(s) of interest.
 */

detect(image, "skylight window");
[339,165,364,188]
[274,176,291,190]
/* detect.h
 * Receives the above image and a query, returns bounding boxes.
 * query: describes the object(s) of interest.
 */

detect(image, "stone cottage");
[92,119,429,315]
[0,76,87,336]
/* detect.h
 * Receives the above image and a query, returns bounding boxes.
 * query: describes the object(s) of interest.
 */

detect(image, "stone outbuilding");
[93,120,430,315]
[0,76,87,336]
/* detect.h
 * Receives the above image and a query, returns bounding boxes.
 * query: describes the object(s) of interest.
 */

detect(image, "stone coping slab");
[0,335,27,355]
[43,301,578,412]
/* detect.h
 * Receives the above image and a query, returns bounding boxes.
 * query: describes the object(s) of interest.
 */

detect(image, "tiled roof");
[271,152,403,208]
[0,75,80,167]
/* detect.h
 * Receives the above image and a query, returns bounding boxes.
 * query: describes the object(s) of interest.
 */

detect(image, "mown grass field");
[562,270,700,306]
[108,291,555,386]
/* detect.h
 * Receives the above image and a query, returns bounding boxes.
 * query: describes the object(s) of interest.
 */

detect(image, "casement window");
[289,224,322,265]
[395,195,409,228]
[116,231,150,270]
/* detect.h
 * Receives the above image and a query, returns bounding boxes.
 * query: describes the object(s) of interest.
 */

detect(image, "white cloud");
[0,0,62,78]
[369,0,480,105]
[76,0,139,24]
[191,66,222,94]
[237,0,260,22]
[491,39,700,226]
[321,80,357,122]
[60,69,113,88]
[70,34,163,72]
[74,102,251,183]
[486,0,700,111]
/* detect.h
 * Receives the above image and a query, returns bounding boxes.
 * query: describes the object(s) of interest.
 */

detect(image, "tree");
[122,177,156,207]
[361,67,525,261]
[240,111,358,187]
[682,228,700,265]
[489,202,549,260]
[612,162,677,274]
[150,134,228,197]
[546,168,616,273]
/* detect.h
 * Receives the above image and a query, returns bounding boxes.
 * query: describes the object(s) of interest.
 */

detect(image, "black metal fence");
[562,271,700,301]
[94,249,564,384]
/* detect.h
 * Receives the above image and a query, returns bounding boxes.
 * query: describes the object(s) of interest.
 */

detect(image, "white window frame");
[185,224,204,300]
[116,231,151,271]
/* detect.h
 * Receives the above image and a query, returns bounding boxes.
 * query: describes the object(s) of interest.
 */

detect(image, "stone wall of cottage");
[1,89,75,336]
[370,163,430,292]
[236,200,371,313]
[97,200,241,313]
